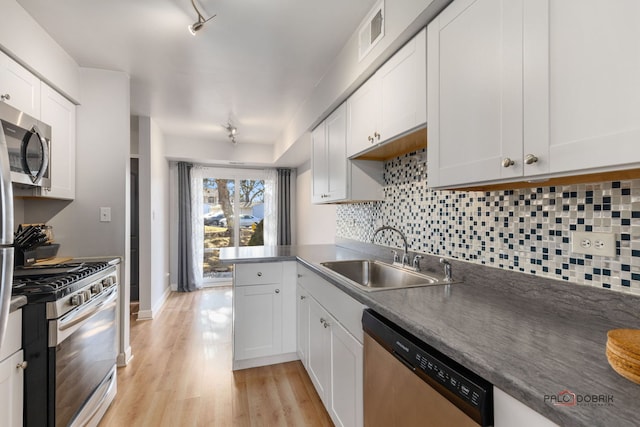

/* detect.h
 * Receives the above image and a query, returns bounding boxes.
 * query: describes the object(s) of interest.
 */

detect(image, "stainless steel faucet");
[373,225,409,267]
[440,258,452,282]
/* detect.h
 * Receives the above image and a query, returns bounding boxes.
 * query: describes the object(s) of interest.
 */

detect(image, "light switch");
[100,207,111,222]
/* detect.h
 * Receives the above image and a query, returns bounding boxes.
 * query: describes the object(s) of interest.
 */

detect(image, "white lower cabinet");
[494,387,558,427]
[296,285,310,368]
[307,297,331,405]
[328,310,363,427]
[298,266,364,427]
[234,283,284,360]
[0,310,24,427]
[232,261,297,370]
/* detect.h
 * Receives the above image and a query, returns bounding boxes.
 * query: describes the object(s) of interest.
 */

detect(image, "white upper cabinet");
[347,76,381,158]
[40,83,76,200]
[347,27,426,159]
[312,103,348,203]
[544,0,640,174]
[312,103,383,204]
[428,0,531,187]
[378,27,427,146]
[0,52,41,119]
[428,0,640,189]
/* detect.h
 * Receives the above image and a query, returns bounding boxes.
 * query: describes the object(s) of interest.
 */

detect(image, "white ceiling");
[17,0,377,151]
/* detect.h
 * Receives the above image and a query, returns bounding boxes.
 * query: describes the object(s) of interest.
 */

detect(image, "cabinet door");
[328,317,363,427]
[0,53,41,118]
[296,285,310,368]
[40,84,76,200]
[427,0,524,187]
[0,350,24,427]
[541,0,640,174]
[325,103,348,202]
[347,76,380,158]
[379,27,427,143]
[234,284,283,360]
[494,387,558,427]
[311,122,328,203]
[307,297,331,405]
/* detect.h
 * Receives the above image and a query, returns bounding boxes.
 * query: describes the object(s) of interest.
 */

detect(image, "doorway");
[130,157,139,301]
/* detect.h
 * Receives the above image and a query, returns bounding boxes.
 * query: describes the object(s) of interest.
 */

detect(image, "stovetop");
[12,261,113,302]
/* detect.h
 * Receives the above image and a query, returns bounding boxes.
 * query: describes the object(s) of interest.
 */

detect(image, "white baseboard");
[232,352,300,371]
[137,285,171,320]
[117,347,133,367]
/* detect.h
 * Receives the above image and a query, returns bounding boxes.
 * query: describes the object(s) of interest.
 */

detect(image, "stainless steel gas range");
[13,260,119,427]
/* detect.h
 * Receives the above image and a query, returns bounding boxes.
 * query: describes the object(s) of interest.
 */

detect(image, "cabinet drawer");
[0,310,21,361]
[235,262,283,286]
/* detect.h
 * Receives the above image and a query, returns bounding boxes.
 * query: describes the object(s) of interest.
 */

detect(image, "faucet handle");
[412,255,423,271]
[439,258,452,281]
[391,250,399,263]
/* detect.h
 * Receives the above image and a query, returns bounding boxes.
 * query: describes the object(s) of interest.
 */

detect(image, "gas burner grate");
[12,261,112,296]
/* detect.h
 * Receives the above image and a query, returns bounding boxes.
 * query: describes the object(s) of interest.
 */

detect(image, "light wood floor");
[99,288,333,427]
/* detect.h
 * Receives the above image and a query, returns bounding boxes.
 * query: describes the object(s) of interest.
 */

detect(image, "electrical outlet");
[571,231,616,257]
[100,207,111,223]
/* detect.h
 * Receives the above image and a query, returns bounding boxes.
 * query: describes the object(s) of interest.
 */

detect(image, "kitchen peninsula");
[221,241,640,427]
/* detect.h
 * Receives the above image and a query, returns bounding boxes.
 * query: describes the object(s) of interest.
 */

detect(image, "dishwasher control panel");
[363,309,493,427]
[412,345,487,409]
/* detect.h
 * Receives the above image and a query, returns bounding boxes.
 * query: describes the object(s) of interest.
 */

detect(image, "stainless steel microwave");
[0,101,50,188]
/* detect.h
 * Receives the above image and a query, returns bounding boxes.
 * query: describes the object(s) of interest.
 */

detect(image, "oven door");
[50,286,118,427]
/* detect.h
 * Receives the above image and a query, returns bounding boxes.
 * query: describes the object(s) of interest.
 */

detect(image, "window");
[201,169,269,282]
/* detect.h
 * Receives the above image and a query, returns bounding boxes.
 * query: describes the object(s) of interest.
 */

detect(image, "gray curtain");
[277,168,292,245]
[177,162,197,292]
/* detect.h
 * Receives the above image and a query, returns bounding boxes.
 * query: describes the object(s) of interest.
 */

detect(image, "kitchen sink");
[320,259,457,292]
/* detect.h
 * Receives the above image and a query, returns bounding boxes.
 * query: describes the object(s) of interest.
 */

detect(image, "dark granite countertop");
[220,242,640,427]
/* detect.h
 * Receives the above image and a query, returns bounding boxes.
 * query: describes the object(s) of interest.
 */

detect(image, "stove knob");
[83,290,92,301]
[70,294,85,306]
[102,277,114,287]
[91,283,104,294]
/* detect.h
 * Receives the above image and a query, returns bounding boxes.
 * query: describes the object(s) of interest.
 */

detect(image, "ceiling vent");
[358,0,385,62]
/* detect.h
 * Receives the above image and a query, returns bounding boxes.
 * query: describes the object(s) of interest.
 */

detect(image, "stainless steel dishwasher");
[362,309,493,427]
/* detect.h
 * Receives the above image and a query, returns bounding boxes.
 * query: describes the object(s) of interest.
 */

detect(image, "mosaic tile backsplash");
[336,149,640,295]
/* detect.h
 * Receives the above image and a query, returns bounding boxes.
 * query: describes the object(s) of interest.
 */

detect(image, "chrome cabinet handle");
[275,289,280,294]
[257,272,262,277]
[0,93,10,101]
[300,295,306,300]
[374,131,380,140]
[16,361,28,370]
[368,135,374,143]
[323,320,330,328]
[524,154,538,165]
[502,158,515,168]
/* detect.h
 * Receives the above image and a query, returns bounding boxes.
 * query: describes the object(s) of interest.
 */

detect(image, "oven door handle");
[49,287,118,347]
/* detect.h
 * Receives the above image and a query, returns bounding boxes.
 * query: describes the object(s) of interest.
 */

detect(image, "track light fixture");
[224,123,238,145]
[188,0,216,35]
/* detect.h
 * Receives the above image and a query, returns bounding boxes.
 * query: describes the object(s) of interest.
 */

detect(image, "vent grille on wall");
[358,0,385,61]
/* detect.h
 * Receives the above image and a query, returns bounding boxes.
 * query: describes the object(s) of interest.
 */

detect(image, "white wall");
[137,116,170,319]
[0,0,80,102]
[24,67,132,363]
[274,0,451,164]
[295,161,336,245]
[25,68,130,259]
[164,134,275,166]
